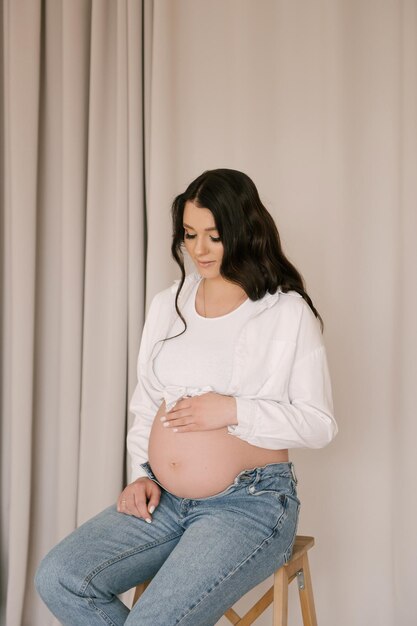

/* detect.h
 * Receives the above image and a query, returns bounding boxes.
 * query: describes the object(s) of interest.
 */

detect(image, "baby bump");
[147,400,289,499]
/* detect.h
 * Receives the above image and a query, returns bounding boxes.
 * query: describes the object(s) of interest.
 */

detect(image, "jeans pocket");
[242,487,288,534]
[245,474,300,534]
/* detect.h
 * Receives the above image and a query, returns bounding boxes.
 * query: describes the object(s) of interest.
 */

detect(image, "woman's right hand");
[117,477,161,523]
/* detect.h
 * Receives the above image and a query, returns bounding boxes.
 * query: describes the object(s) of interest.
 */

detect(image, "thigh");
[128,477,299,626]
[38,493,184,599]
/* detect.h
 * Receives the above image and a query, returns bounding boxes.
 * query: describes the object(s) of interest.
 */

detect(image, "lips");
[197,260,215,267]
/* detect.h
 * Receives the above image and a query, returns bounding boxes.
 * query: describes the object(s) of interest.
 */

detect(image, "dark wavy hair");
[171,168,323,332]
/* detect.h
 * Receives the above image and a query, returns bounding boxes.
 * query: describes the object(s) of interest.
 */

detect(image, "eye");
[184,232,196,240]
[210,236,221,243]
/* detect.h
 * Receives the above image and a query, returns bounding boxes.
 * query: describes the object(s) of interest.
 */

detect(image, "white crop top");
[153,280,255,397]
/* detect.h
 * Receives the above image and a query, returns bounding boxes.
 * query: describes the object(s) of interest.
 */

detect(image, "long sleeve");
[127,297,162,481]
[228,296,337,449]
[231,345,336,449]
[126,275,203,481]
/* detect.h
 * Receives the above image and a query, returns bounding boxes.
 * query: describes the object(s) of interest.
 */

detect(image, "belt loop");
[234,468,246,485]
[290,463,298,484]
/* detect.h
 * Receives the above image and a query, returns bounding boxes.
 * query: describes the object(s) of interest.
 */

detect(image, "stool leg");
[273,565,289,626]
[298,554,317,626]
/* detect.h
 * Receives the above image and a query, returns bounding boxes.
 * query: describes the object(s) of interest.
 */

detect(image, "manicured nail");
[145,518,152,524]
[148,505,155,514]
[173,428,178,433]
[163,422,170,428]
[160,416,166,422]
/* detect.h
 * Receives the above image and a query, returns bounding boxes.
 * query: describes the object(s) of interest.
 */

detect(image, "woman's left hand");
[161,392,237,433]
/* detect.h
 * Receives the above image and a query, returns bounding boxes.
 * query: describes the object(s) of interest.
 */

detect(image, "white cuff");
[227,396,256,439]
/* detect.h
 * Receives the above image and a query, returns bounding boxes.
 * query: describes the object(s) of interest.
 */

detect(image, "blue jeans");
[35,462,300,626]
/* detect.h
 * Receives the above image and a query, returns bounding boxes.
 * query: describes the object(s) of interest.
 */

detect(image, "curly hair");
[171,168,323,332]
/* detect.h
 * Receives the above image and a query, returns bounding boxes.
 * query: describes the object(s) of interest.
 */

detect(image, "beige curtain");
[1,1,150,624]
[1,1,416,626]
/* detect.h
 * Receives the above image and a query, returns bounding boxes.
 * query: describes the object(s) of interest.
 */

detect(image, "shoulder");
[277,291,324,353]
[278,290,318,326]
[251,288,323,350]
[256,288,306,323]
[268,289,317,323]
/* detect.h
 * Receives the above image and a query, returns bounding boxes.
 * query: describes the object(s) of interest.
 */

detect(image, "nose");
[194,236,209,256]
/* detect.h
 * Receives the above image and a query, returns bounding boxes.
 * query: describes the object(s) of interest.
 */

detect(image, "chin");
[197,266,221,279]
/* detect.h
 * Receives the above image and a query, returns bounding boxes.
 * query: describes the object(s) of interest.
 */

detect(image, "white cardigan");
[127,273,337,481]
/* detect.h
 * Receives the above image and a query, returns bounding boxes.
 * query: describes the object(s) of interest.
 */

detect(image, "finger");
[162,417,191,429]
[170,423,198,433]
[132,490,153,523]
[117,479,152,516]
[117,496,126,513]
[146,482,161,515]
[117,492,129,513]
[160,409,187,423]
[168,399,192,414]
[162,412,193,426]
[118,495,133,515]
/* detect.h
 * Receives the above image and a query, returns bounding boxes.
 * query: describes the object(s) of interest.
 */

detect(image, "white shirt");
[127,273,337,481]
[153,279,255,392]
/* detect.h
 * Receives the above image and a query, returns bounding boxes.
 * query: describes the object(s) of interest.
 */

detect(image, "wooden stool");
[132,535,317,626]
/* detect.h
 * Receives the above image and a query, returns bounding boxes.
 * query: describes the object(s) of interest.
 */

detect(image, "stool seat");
[132,534,317,626]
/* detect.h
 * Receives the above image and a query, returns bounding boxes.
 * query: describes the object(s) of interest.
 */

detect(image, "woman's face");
[183,201,224,279]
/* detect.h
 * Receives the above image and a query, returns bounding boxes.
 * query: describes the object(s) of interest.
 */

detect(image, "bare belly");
[148,401,289,498]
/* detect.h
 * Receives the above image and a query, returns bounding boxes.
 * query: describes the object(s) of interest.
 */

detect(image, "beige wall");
[147,4,416,622]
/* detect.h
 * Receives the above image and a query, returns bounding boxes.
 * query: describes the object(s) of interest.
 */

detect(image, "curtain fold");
[2,2,42,625]
[393,1,417,620]
[1,1,148,624]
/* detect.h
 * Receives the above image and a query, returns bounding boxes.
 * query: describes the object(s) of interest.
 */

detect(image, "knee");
[34,548,67,606]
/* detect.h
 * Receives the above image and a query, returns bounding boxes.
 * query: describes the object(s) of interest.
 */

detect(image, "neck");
[202,275,244,296]
[201,276,247,318]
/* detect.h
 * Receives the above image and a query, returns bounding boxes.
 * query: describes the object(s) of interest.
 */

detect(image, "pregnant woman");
[36,168,337,626]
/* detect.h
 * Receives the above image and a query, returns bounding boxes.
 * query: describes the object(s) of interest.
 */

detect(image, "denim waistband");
[232,462,297,486]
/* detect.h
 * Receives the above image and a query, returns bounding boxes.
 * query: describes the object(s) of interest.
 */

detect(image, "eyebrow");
[183,223,218,232]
